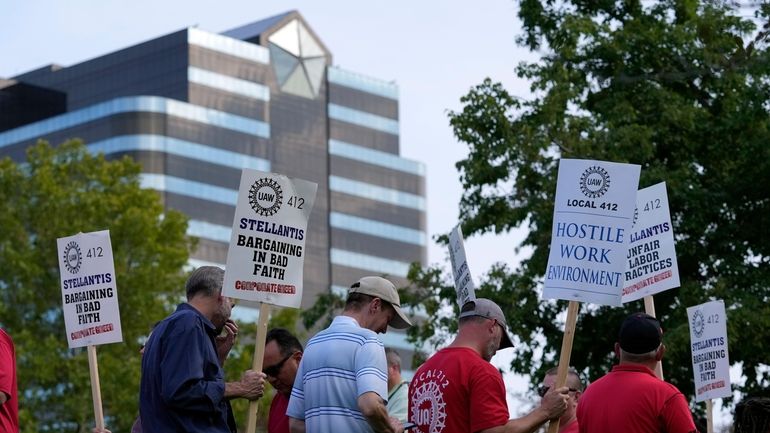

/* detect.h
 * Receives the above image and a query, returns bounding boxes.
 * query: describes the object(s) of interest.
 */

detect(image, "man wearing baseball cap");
[576,312,698,433]
[287,276,411,433]
[408,298,569,433]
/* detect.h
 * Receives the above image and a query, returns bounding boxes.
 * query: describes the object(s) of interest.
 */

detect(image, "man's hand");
[388,416,405,433]
[216,319,238,365]
[540,386,569,419]
[225,369,266,401]
[239,369,266,400]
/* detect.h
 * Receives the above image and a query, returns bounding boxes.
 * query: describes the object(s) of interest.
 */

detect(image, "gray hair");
[385,347,402,372]
[186,266,224,300]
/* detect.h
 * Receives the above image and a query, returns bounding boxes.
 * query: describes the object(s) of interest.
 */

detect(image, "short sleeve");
[661,392,698,433]
[469,365,509,432]
[355,338,388,399]
[0,333,12,398]
[286,353,306,420]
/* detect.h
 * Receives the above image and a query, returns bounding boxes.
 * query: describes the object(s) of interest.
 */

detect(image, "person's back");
[410,346,508,433]
[292,316,386,432]
[577,313,697,433]
[577,364,693,433]
[734,397,770,433]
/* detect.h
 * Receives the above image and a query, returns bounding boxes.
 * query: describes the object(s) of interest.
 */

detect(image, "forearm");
[289,418,306,433]
[504,406,552,433]
[359,392,397,433]
[0,392,7,405]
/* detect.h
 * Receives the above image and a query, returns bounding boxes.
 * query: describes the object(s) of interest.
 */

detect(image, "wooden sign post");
[643,296,664,379]
[87,345,105,430]
[221,169,318,433]
[542,159,641,433]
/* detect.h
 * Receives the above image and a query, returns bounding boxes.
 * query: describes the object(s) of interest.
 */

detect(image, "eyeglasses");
[537,386,579,397]
[263,352,295,378]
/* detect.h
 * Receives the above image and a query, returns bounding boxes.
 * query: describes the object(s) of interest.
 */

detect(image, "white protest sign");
[688,300,731,401]
[448,225,476,306]
[543,159,640,306]
[222,169,317,309]
[57,230,123,349]
[622,182,680,302]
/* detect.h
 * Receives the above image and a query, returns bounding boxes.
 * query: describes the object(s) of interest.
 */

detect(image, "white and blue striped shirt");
[287,316,388,432]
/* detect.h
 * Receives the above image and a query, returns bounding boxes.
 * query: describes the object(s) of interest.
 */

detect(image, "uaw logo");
[692,309,705,338]
[249,177,283,216]
[63,241,82,274]
[411,375,448,433]
[579,166,611,198]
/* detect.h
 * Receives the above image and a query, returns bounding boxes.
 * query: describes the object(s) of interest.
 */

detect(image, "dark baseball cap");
[459,298,514,350]
[618,313,663,354]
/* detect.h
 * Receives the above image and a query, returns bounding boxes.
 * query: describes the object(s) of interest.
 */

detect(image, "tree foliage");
[404,0,770,409]
[0,140,193,432]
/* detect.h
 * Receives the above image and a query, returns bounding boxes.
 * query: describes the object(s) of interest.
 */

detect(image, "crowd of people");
[1,266,769,432]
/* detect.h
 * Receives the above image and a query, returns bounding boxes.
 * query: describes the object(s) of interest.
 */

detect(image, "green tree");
[404,0,770,409]
[0,140,193,432]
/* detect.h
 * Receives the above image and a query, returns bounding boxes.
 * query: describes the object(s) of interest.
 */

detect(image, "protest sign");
[622,182,680,302]
[448,225,476,307]
[222,169,317,309]
[543,159,641,306]
[57,230,122,349]
[220,169,316,433]
[688,300,731,402]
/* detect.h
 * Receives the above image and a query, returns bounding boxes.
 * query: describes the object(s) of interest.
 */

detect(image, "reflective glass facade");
[0,11,427,328]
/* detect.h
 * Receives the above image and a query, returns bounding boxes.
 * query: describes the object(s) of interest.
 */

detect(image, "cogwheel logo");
[579,166,611,198]
[411,381,447,433]
[692,309,705,338]
[63,241,82,274]
[249,178,283,216]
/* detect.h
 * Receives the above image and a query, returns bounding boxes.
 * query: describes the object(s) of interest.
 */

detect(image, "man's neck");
[388,376,403,392]
[619,359,658,371]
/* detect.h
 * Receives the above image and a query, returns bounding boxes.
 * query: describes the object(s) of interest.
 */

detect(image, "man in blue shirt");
[140,266,266,433]
[287,276,412,433]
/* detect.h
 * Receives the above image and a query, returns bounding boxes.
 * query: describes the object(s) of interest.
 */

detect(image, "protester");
[139,266,266,433]
[576,312,698,433]
[263,328,304,433]
[539,367,583,433]
[385,348,409,421]
[0,328,18,433]
[287,276,411,433]
[409,298,569,433]
[734,397,770,433]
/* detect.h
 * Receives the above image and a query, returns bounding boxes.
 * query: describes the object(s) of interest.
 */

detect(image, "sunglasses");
[263,352,295,378]
[537,386,579,398]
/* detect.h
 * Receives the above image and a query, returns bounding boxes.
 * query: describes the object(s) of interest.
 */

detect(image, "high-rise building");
[0,11,426,357]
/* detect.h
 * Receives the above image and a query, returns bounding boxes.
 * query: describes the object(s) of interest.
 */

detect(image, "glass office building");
[0,11,426,356]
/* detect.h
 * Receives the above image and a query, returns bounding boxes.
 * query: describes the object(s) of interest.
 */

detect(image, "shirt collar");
[176,303,218,336]
[334,315,361,327]
[612,363,657,377]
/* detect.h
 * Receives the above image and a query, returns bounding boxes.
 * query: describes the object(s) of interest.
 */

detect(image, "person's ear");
[655,344,666,361]
[614,342,621,359]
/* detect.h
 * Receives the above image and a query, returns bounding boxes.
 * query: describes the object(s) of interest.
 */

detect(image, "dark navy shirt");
[139,303,236,433]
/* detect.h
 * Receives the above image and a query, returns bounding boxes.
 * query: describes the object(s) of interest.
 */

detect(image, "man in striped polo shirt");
[287,276,412,433]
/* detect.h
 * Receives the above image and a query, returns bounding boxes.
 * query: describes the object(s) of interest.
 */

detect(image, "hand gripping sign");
[543,159,640,433]
[448,225,476,307]
[222,169,317,433]
[57,230,123,431]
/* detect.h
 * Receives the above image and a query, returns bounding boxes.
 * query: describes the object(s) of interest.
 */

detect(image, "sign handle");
[546,301,580,433]
[643,296,664,380]
[87,345,105,430]
[245,302,271,433]
[706,399,714,433]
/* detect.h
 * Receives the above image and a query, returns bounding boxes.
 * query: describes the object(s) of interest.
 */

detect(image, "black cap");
[618,313,662,354]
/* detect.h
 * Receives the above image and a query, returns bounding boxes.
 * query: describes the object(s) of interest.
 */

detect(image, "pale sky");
[0,1,732,426]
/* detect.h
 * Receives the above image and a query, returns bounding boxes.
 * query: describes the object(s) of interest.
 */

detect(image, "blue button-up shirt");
[139,303,236,433]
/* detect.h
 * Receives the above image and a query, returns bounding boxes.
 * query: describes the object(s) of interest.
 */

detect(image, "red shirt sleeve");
[0,334,12,398]
[469,366,509,432]
[660,392,698,433]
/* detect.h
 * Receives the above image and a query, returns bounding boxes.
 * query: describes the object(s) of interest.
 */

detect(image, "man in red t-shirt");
[539,367,583,433]
[576,313,698,433]
[409,298,569,433]
[0,328,18,433]
[262,328,303,433]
